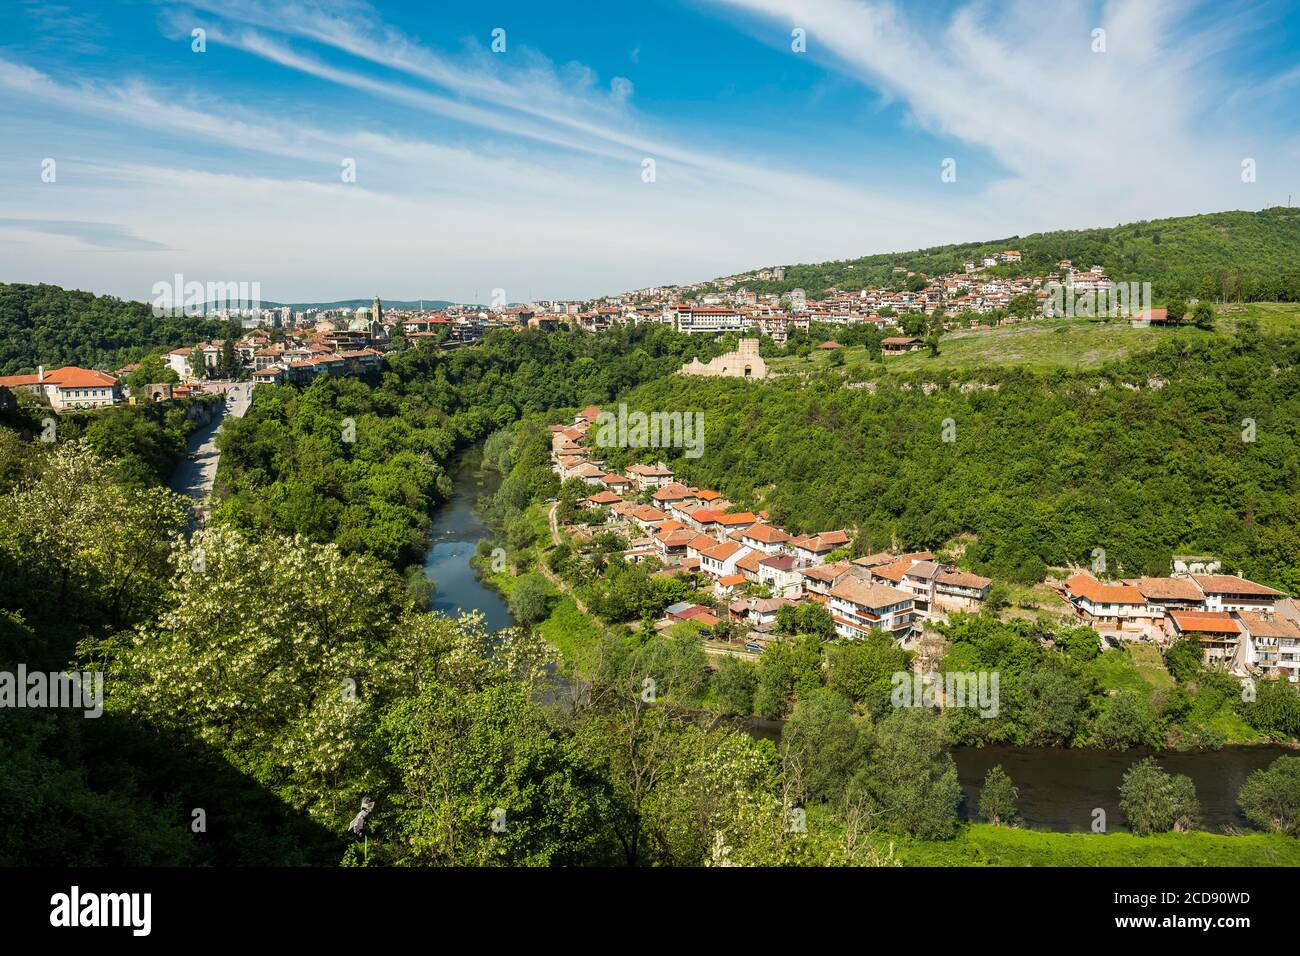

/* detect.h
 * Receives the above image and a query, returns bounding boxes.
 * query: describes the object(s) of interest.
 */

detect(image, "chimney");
[37,365,44,382]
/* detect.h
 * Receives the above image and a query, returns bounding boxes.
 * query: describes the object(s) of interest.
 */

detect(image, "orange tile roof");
[1237,612,1300,639]
[937,569,992,589]
[744,523,790,544]
[0,373,42,387]
[1132,577,1204,601]
[716,512,758,526]
[701,540,745,561]
[0,366,118,389]
[1064,574,1146,605]
[1169,611,1240,636]
[870,559,912,584]
[801,561,851,582]
[830,578,913,609]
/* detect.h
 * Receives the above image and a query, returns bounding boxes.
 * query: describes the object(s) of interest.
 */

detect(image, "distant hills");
[719,206,1300,301]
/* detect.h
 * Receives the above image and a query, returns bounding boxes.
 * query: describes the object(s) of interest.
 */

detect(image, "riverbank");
[886,823,1300,866]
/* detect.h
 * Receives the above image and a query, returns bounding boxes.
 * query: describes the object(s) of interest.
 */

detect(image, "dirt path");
[542,502,590,614]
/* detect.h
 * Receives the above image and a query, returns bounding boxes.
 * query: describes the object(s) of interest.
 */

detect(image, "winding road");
[168,382,253,527]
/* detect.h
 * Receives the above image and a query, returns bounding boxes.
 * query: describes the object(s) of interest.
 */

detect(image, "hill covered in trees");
[723,206,1300,302]
[611,328,1300,593]
[0,283,234,376]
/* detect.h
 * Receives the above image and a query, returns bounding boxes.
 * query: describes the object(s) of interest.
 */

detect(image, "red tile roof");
[1190,575,1284,598]
[716,511,759,527]
[1169,611,1240,635]
[1064,574,1146,605]
[744,523,791,544]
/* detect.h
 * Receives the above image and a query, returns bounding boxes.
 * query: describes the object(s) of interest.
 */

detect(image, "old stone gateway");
[679,337,768,379]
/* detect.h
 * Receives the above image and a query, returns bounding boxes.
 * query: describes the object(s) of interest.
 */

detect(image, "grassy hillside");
[771,302,1300,374]
[726,206,1300,301]
[890,823,1300,866]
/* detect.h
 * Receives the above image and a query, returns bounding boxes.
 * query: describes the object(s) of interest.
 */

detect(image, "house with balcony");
[1126,576,1206,617]
[899,560,943,614]
[798,561,853,601]
[625,462,675,490]
[758,554,802,598]
[1166,611,1243,668]
[934,569,993,610]
[1062,574,1160,633]
[1236,612,1300,682]
[829,577,915,640]
[1187,575,1284,614]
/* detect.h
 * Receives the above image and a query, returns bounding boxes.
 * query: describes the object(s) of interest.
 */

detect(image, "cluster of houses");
[549,408,1297,681]
[1061,570,1299,682]
[0,296,540,414]
[504,253,1134,346]
[160,329,388,388]
[550,406,993,645]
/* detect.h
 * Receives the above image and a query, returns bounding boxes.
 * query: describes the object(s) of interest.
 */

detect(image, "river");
[951,743,1292,832]
[422,446,583,704]
[423,449,1287,834]
[422,445,512,631]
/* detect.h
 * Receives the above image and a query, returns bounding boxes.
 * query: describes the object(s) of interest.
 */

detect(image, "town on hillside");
[553,405,1300,683]
[0,251,1174,414]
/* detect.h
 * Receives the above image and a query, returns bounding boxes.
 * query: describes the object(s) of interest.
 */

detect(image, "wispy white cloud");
[0,218,170,251]
[706,0,1295,222]
[4,0,1295,302]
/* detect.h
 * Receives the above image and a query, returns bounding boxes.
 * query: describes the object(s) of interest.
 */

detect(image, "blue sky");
[2,0,1300,303]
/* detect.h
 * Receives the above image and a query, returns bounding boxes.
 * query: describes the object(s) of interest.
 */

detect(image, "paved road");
[168,383,253,525]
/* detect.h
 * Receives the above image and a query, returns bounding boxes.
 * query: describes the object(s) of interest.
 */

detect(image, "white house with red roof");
[0,366,123,412]
[1187,575,1283,614]
[1062,573,1160,630]
[739,522,791,555]
[829,577,915,640]
[696,540,751,579]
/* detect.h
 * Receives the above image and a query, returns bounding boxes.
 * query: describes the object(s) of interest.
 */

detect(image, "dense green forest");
[0,434,941,866]
[0,282,235,375]
[606,330,1300,592]
[3,294,1300,866]
[719,207,1300,302]
[212,324,729,572]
